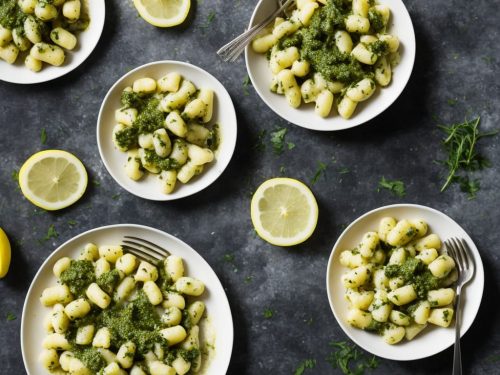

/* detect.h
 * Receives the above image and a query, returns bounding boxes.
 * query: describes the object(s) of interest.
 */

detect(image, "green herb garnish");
[326,341,379,375]
[40,128,47,144]
[270,128,288,155]
[6,312,16,321]
[253,130,267,151]
[242,75,252,96]
[11,170,19,183]
[294,359,316,375]
[263,308,275,319]
[223,254,235,263]
[311,161,327,185]
[438,117,497,197]
[40,224,58,242]
[377,177,406,197]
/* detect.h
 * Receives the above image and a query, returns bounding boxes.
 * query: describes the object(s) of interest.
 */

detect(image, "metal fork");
[122,236,170,263]
[444,237,475,375]
[216,0,295,62]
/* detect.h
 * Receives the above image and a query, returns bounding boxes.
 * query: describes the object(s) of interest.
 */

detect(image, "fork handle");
[453,285,463,375]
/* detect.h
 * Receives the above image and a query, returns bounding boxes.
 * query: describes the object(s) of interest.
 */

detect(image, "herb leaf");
[40,128,47,144]
[242,75,252,96]
[270,128,288,155]
[311,162,327,185]
[253,130,267,151]
[6,312,16,321]
[378,177,406,197]
[40,224,58,243]
[263,308,275,319]
[294,359,316,375]
[326,341,378,375]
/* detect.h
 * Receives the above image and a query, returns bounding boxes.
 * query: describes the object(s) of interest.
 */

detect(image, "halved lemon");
[19,150,88,211]
[251,178,319,247]
[0,228,11,278]
[133,0,191,27]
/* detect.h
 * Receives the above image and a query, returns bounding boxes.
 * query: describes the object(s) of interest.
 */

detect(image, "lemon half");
[19,150,88,211]
[251,178,319,247]
[133,0,191,27]
[0,228,11,278]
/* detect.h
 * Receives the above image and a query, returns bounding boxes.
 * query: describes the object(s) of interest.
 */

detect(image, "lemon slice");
[133,0,191,27]
[251,178,319,247]
[0,228,11,278]
[19,150,88,211]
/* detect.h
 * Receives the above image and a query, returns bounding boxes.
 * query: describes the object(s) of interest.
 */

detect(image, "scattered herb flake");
[270,128,288,155]
[92,180,101,187]
[244,276,253,283]
[438,116,497,197]
[287,142,296,150]
[223,254,235,263]
[263,308,275,319]
[447,99,457,106]
[294,359,316,375]
[377,177,406,197]
[112,193,121,200]
[304,317,313,325]
[11,170,19,183]
[6,312,16,321]
[201,10,216,31]
[40,224,58,243]
[279,165,286,175]
[339,167,350,175]
[68,220,77,227]
[40,128,47,144]
[311,161,327,185]
[326,341,379,375]
[254,130,267,151]
[242,75,252,96]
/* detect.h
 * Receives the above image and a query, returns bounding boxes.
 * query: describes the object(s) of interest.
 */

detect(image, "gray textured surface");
[1,0,500,374]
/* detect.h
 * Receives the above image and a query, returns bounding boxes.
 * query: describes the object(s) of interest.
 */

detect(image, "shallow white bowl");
[245,0,416,131]
[326,204,484,360]
[0,0,105,84]
[21,224,234,375]
[97,61,237,201]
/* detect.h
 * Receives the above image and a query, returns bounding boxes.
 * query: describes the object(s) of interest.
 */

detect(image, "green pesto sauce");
[0,0,26,30]
[368,9,385,33]
[115,126,139,150]
[60,260,96,297]
[385,258,440,299]
[72,347,107,373]
[96,269,121,295]
[143,149,180,171]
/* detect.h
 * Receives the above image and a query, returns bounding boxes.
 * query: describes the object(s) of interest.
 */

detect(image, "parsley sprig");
[326,341,378,375]
[294,359,316,375]
[377,177,406,197]
[438,117,497,199]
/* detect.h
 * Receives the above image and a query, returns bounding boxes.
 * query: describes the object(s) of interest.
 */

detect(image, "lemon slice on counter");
[0,228,11,278]
[133,0,191,27]
[19,150,88,211]
[251,178,319,247]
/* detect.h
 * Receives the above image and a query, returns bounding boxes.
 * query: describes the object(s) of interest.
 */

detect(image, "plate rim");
[325,203,485,360]
[245,0,416,131]
[96,60,238,201]
[0,0,106,85]
[20,223,234,374]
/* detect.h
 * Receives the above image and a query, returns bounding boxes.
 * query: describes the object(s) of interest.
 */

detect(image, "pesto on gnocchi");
[340,217,457,344]
[39,243,208,374]
[0,0,89,71]
[251,0,400,119]
[112,74,219,194]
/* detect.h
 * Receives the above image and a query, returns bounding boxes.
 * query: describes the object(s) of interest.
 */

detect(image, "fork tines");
[122,236,170,263]
[444,237,473,274]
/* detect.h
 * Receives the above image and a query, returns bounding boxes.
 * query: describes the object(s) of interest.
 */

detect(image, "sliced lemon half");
[251,178,319,247]
[0,228,11,278]
[19,150,88,211]
[133,0,191,27]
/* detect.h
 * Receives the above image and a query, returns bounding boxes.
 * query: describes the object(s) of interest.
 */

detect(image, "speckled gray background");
[1,0,500,374]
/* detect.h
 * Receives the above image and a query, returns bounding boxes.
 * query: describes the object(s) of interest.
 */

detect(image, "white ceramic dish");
[326,204,484,360]
[97,61,237,201]
[0,0,105,84]
[21,224,234,375]
[245,0,416,131]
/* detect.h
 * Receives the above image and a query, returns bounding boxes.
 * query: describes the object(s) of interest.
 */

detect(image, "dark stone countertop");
[1,1,499,374]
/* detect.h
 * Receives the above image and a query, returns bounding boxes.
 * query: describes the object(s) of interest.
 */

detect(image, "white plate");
[326,204,484,360]
[245,0,416,131]
[97,61,238,201]
[0,0,105,84]
[21,224,234,374]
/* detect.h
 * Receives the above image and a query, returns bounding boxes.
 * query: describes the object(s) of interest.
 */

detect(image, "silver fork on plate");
[216,0,295,62]
[122,236,170,263]
[444,237,475,375]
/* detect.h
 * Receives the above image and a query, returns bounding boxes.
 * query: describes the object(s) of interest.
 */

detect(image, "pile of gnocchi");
[112,74,218,194]
[0,0,88,71]
[39,242,207,375]
[339,218,457,344]
[252,0,400,119]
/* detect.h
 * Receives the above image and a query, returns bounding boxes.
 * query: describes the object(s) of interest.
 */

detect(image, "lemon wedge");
[251,178,319,247]
[19,150,88,211]
[0,228,11,278]
[133,0,191,27]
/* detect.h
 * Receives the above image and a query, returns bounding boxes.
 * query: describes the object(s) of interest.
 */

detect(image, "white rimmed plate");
[21,224,234,374]
[326,204,484,360]
[0,0,105,84]
[245,0,416,131]
[97,61,238,201]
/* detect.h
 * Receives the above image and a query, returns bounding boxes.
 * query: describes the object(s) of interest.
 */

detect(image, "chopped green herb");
[6,312,16,321]
[294,359,316,375]
[92,180,101,187]
[200,10,216,31]
[326,341,379,375]
[253,130,267,151]
[112,193,121,200]
[68,220,77,227]
[244,276,253,283]
[287,142,296,150]
[311,161,327,185]
[447,99,457,106]
[304,317,313,325]
[377,177,406,197]
[270,128,288,155]
[438,117,497,198]
[339,167,350,174]
[40,224,58,243]
[40,128,47,144]
[263,308,275,319]
[242,75,252,96]
[11,169,19,183]
[279,165,286,175]
[223,254,235,263]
